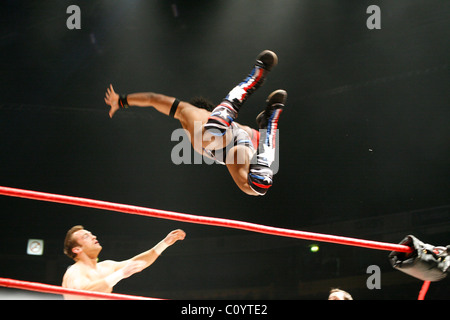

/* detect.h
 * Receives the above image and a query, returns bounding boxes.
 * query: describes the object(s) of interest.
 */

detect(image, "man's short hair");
[63,225,84,260]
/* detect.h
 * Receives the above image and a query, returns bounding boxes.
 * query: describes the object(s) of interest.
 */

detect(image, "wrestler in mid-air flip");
[104,50,286,196]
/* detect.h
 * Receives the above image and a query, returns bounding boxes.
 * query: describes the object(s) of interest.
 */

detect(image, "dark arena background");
[0,0,449,302]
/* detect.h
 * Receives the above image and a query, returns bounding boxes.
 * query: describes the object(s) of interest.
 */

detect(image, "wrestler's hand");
[104,84,120,118]
[163,229,186,246]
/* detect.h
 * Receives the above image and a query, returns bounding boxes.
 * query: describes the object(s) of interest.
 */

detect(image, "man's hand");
[163,229,186,246]
[104,84,120,118]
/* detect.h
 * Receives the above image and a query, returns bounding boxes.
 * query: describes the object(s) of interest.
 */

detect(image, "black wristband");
[169,98,180,118]
[118,94,129,109]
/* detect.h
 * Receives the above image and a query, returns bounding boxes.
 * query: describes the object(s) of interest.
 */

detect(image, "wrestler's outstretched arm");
[104,85,213,153]
[104,84,178,118]
[126,229,186,268]
[100,229,185,289]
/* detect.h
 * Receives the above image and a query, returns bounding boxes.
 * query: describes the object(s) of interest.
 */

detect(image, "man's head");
[64,225,102,261]
[328,288,353,300]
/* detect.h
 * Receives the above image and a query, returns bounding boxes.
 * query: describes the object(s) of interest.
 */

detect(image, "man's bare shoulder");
[62,263,84,288]
[97,259,119,267]
[62,263,84,281]
[64,263,80,275]
[97,259,123,272]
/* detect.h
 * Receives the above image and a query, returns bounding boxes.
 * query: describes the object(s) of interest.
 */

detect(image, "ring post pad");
[388,235,450,282]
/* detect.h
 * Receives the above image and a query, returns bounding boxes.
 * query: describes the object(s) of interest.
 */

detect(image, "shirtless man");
[62,225,185,299]
[104,50,287,196]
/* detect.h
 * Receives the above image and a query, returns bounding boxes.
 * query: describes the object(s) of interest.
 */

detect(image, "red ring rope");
[417,281,431,300]
[0,277,159,300]
[0,186,412,253]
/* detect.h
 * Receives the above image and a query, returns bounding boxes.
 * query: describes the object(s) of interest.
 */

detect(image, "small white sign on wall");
[27,239,44,256]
